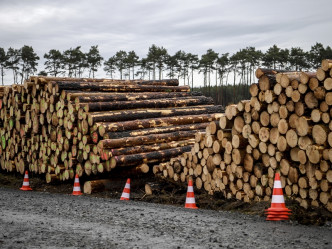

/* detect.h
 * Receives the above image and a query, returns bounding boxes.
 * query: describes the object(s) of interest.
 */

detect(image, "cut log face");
[296,117,310,136]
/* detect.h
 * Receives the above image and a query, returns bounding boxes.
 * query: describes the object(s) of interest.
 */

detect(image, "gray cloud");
[0,0,331,81]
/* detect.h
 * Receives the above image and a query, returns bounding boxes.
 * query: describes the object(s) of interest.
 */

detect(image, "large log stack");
[154,60,332,213]
[0,77,224,183]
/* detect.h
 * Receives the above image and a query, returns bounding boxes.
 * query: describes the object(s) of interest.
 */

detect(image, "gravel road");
[0,187,331,249]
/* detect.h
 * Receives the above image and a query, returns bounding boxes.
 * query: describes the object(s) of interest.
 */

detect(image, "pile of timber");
[0,77,224,183]
[154,59,332,213]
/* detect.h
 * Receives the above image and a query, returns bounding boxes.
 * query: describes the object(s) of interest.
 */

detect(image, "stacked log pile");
[154,60,332,212]
[0,77,223,184]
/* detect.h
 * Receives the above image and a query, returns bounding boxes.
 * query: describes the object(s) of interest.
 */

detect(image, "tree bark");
[88,105,223,125]
[98,130,201,149]
[97,113,223,135]
[110,146,192,167]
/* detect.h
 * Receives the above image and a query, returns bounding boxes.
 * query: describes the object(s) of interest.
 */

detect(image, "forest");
[0,43,331,106]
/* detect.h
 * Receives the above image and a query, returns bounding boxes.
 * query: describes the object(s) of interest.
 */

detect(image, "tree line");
[1,43,331,106]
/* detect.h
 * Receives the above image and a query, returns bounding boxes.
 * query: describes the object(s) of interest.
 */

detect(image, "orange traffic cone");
[185,178,198,209]
[265,172,291,221]
[120,178,130,200]
[20,171,32,191]
[72,174,82,195]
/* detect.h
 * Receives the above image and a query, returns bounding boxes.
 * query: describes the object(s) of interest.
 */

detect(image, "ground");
[0,172,332,248]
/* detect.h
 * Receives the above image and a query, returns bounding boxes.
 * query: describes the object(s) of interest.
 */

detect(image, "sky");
[0,0,332,82]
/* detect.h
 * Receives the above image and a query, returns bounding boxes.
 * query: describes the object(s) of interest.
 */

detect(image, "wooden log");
[234,116,244,133]
[103,123,209,140]
[83,179,112,194]
[300,72,316,84]
[249,83,259,97]
[88,105,223,125]
[98,130,200,149]
[97,113,223,135]
[296,117,311,137]
[255,68,281,78]
[286,129,298,148]
[312,124,328,145]
[110,146,192,167]
[259,75,275,91]
[316,68,328,81]
[53,81,190,92]
[325,92,332,105]
[306,145,324,164]
[322,59,332,71]
[304,92,318,109]
[83,96,214,112]
[280,72,301,88]
[100,139,194,160]
[219,114,233,129]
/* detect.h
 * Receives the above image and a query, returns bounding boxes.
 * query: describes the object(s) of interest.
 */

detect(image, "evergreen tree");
[86,45,103,78]
[186,53,199,88]
[63,46,86,77]
[126,51,139,79]
[114,50,127,80]
[0,47,8,85]
[309,42,327,69]
[6,47,21,84]
[147,44,168,80]
[104,56,117,79]
[44,49,64,77]
[289,47,309,71]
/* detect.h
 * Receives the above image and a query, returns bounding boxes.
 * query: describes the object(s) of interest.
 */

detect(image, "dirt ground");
[1,171,331,227]
[1,181,332,248]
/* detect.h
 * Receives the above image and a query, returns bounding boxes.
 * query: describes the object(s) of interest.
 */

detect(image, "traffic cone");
[120,178,130,200]
[72,174,82,195]
[265,172,291,221]
[185,178,198,209]
[20,171,32,191]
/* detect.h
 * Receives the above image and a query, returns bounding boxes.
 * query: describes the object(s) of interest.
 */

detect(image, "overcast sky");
[1,0,332,80]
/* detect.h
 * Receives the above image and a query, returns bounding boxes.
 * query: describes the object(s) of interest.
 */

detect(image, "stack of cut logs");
[154,59,332,212]
[0,77,224,184]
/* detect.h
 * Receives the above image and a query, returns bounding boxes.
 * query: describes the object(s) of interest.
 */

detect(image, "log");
[300,72,316,84]
[312,124,328,145]
[100,139,195,160]
[255,68,281,78]
[54,81,190,92]
[97,113,223,135]
[103,123,209,140]
[322,59,332,71]
[83,179,112,194]
[98,130,200,149]
[83,96,214,112]
[110,146,192,167]
[304,92,318,109]
[88,105,222,125]
[73,91,197,103]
